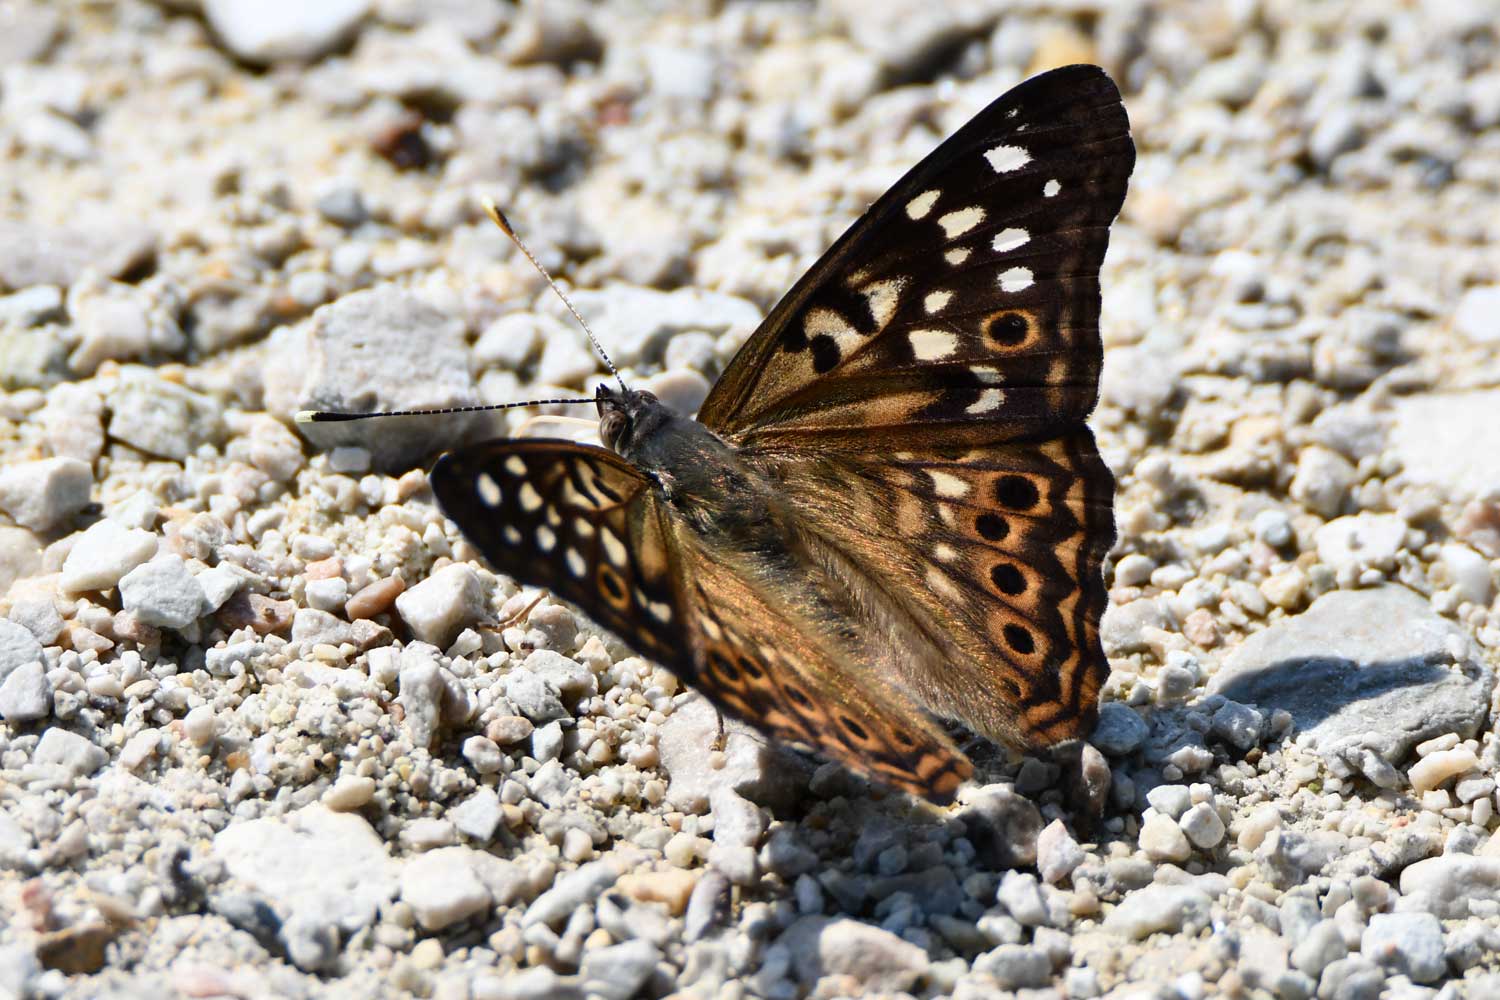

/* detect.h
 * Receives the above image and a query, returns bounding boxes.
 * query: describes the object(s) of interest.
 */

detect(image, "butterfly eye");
[600,411,629,450]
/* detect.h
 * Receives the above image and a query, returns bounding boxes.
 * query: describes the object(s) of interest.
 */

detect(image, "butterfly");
[429,65,1135,803]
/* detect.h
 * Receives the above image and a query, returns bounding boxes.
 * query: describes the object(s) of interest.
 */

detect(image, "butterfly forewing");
[698,64,1133,452]
[430,440,685,666]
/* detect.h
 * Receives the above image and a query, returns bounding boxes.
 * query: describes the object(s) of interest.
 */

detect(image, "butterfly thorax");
[597,385,780,541]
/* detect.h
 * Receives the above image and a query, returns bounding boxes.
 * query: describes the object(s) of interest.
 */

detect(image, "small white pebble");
[1410,748,1479,794]
[182,704,218,747]
[324,775,377,811]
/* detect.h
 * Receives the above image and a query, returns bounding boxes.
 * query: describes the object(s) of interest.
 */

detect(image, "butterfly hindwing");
[750,425,1115,751]
[698,64,1134,452]
[430,440,685,666]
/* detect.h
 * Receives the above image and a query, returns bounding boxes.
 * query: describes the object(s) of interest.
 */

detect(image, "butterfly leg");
[712,708,727,753]
[496,591,546,629]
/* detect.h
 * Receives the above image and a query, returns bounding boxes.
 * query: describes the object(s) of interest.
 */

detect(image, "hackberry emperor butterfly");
[430,65,1134,803]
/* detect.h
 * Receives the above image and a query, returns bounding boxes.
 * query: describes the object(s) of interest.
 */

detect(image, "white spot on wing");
[647,600,672,623]
[909,329,958,361]
[477,473,502,507]
[926,566,963,601]
[938,207,985,238]
[536,525,557,551]
[933,543,958,562]
[600,526,627,567]
[945,248,971,266]
[1043,179,1061,197]
[930,470,970,498]
[805,307,861,357]
[861,279,904,329]
[984,144,1030,173]
[971,366,1005,383]
[924,291,952,314]
[504,456,526,477]
[991,228,1029,253]
[519,482,543,512]
[566,548,587,578]
[700,615,722,641]
[573,518,595,538]
[998,267,1034,292]
[503,526,522,545]
[966,388,1006,414]
[905,189,940,219]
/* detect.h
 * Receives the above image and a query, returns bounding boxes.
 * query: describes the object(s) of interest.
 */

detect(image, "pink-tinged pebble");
[346,576,405,620]
[304,556,343,581]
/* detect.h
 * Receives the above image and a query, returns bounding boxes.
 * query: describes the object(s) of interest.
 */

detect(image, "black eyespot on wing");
[975,513,1009,541]
[1003,624,1035,655]
[990,563,1026,595]
[985,312,1028,346]
[994,476,1039,510]
[785,684,812,708]
[842,716,870,741]
[738,656,764,680]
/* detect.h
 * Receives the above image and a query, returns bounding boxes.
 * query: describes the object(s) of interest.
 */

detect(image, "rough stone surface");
[0,457,92,532]
[781,916,928,993]
[1210,587,1493,765]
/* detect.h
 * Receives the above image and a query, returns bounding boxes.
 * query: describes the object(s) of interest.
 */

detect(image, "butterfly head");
[596,383,672,456]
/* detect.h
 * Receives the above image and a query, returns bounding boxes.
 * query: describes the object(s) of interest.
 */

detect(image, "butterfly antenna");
[481,197,628,394]
[295,398,593,424]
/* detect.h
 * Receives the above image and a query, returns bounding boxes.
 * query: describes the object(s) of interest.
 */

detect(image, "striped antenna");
[295,398,592,424]
[481,197,627,394]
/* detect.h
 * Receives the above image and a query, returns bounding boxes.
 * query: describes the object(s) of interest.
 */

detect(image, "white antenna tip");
[479,196,512,235]
[294,410,319,424]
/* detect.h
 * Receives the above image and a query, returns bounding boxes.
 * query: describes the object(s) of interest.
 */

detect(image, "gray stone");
[1104,885,1213,939]
[1092,702,1150,756]
[59,518,159,592]
[578,939,662,1000]
[1209,586,1492,766]
[0,457,91,532]
[269,286,477,470]
[0,661,49,722]
[684,869,731,942]
[1036,820,1084,885]
[1390,390,1500,499]
[205,0,370,63]
[0,219,156,292]
[1210,700,1265,752]
[1398,855,1500,919]
[8,597,62,645]
[395,563,484,648]
[960,783,1044,869]
[503,669,568,725]
[119,554,207,630]
[211,804,399,956]
[1361,912,1445,984]
[657,692,808,814]
[0,944,39,1000]
[1315,514,1405,573]
[1291,919,1347,978]
[1100,598,1171,655]
[33,728,107,777]
[107,369,225,462]
[780,916,927,993]
[523,858,621,928]
[973,944,1053,990]
[400,847,494,930]
[0,620,43,684]
[398,646,445,748]
[450,787,504,843]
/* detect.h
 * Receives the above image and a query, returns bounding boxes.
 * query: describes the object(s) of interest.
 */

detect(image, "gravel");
[3,2,1500,997]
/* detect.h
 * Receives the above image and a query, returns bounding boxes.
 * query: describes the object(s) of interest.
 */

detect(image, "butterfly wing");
[430,439,684,664]
[430,438,973,801]
[697,64,1133,452]
[752,427,1114,751]
[696,64,1132,751]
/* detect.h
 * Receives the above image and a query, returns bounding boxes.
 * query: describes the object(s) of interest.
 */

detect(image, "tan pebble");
[487,715,534,745]
[582,928,613,951]
[324,775,377,811]
[500,803,525,829]
[409,938,444,970]
[305,556,343,581]
[65,623,114,653]
[1409,748,1480,794]
[346,576,405,620]
[616,868,700,916]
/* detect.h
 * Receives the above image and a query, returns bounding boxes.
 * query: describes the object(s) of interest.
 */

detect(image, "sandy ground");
[2,1,1500,998]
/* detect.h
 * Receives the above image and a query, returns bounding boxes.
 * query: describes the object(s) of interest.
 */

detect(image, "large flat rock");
[1210,586,1493,767]
[1390,390,1500,499]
